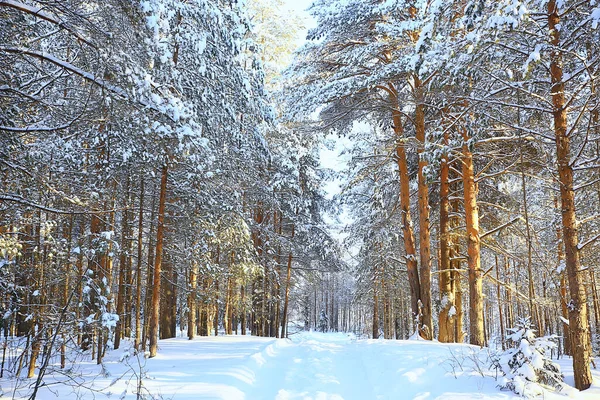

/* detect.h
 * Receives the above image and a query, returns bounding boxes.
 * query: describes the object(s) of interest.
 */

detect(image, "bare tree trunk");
[149,163,168,358]
[495,256,505,350]
[520,150,539,332]
[188,263,197,340]
[414,76,432,339]
[505,258,514,330]
[438,130,454,343]
[274,212,282,338]
[548,0,592,389]
[160,255,175,340]
[383,279,390,339]
[281,251,293,338]
[76,217,85,347]
[27,333,40,378]
[452,231,464,343]
[114,177,130,350]
[82,212,103,354]
[461,129,484,346]
[61,215,74,368]
[125,218,133,339]
[281,221,295,338]
[372,284,379,339]
[241,284,247,336]
[134,177,144,349]
[97,188,116,364]
[142,185,157,351]
[390,84,421,331]
[225,257,234,335]
[199,281,208,336]
[214,278,219,336]
[252,209,264,336]
[588,267,600,333]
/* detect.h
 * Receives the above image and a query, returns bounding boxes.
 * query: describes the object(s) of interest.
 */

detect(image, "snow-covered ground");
[4,332,600,399]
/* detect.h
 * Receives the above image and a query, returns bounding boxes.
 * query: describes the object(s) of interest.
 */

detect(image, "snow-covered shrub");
[493,317,563,397]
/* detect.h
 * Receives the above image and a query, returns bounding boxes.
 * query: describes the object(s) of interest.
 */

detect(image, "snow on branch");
[0,47,167,118]
[0,193,87,215]
[0,122,73,132]
[480,216,521,239]
[0,1,96,48]
[577,232,600,251]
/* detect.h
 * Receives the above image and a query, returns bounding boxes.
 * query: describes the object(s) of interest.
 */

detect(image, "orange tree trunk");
[134,177,144,349]
[438,130,454,342]
[114,180,129,350]
[149,163,168,358]
[461,130,484,346]
[390,84,421,330]
[188,263,197,340]
[372,285,379,339]
[141,186,157,351]
[548,0,592,389]
[556,196,571,355]
[414,76,432,339]
[281,251,293,338]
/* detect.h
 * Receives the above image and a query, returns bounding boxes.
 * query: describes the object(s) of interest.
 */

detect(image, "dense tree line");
[0,0,343,394]
[286,0,600,390]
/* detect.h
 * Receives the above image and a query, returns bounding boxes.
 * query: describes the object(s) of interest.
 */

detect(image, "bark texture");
[390,85,421,331]
[149,163,168,358]
[548,0,592,389]
[461,131,484,346]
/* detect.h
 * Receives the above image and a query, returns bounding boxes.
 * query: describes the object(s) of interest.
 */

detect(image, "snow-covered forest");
[2,0,600,398]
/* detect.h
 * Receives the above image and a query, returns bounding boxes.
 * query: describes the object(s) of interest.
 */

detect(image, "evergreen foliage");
[494,318,563,397]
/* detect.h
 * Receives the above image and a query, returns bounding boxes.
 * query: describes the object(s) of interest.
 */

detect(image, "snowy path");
[5,331,600,399]
[250,334,377,399]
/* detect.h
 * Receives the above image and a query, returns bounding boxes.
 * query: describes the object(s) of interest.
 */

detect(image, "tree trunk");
[141,184,157,351]
[281,251,293,338]
[241,284,247,336]
[114,177,130,350]
[495,256,505,350]
[438,130,454,343]
[125,214,134,339]
[452,231,465,343]
[134,177,144,349]
[160,255,175,340]
[252,208,264,336]
[149,163,168,358]
[274,212,282,338]
[548,0,592,389]
[188,263,197,340]
[61,215,74,368]
[414,76,432,339]
[199,280,209,336]
[81,212,103,353]
[590,269,600,331]
[461,130,484,346]
[225,261,234,335]
[520,151,539,332]
[27,334,40,378]
[214,278,219,336]
[372,283,379,339]
[390,84,421,331]
[504,258,514,331]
